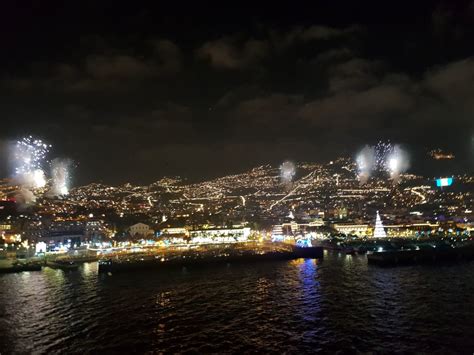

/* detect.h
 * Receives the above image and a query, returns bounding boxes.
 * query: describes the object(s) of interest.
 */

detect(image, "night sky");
[0,1,473,184]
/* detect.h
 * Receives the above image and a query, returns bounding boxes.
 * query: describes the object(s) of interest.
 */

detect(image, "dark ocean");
[1,253,474,353]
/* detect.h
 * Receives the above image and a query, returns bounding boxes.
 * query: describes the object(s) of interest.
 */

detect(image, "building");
[160,227,189,236]
[188,227,251,244]
[40,230,85,250]
[333,223,370,236]
[384,222,440,237]
[129,223,154,238]
[37,220,86,250]
[271,225,284,241]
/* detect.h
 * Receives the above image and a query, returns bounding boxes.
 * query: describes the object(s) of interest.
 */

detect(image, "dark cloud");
[2,37,182,93]
[298,25,361,41]
[216,56,473,144]
[424,58,474,105]
[0,3,472,184]
[229,94,304,125]
[196,37,269,69]
[196,24,359,70]
[85,55,153,79]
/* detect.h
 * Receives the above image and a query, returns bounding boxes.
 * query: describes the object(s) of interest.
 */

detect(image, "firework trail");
[356,145,375,185]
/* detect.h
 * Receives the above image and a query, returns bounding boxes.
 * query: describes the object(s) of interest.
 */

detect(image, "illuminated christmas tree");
[374,210,387,238]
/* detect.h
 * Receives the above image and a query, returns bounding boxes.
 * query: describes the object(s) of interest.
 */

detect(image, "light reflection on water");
[1,255,474,353]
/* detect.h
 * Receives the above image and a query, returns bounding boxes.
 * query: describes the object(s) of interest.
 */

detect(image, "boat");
[0,262,42,273]
[344,247,356,255]
[46,260,80,270]
[367,244,474,266]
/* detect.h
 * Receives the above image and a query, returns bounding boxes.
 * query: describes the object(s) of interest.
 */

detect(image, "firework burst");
[356,145,375,185]
[280,161,296,183]
[13,136,51,188]
[50,158,71,196]
[386,145,410,183]
[374,141,394,172]
[356,141,409,184]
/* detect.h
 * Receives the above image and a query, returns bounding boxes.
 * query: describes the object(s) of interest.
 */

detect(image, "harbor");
[97,244,324,273]
[0,242,325,274]
[3,248,474,354]
[4,237,474,274]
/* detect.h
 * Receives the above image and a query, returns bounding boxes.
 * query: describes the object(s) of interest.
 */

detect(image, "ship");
[46,259,80,270]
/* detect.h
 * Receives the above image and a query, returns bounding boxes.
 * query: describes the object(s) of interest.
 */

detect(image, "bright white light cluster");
[280,160,296,183]
[386,145,409,183]
[356,145,375,185]
[51,158,71,196]
[14,136,51,188]
[356,141,409,184]
[10,136,73,205]
[372,141,391,171]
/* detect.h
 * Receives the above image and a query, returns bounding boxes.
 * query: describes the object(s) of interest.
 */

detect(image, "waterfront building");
[189,227,251,244]
[161,227,189,236]
[333,223,369,236]
[384,222,440,237]
[34,220,86,250]
[128,223,154,238]
[271,225,284,241]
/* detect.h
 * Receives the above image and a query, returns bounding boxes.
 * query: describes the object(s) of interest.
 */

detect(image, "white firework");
[356,145,375,185]
[31,169,46,188]
[374,141,394,172]
[356,141,409,184]
[280,161,296,183]
[50,158,71,196]
[13,136,51,188]
[386,145,409,183]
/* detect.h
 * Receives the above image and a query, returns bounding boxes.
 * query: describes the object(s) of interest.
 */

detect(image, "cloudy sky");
[0,1,473,184]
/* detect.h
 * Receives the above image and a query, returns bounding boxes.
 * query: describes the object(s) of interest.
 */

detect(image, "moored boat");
[46,260,80,270]
[344,247,356,255]
[0,262,42,273]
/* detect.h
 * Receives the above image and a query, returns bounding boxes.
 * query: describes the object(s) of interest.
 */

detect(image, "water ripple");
[1,255,474,353]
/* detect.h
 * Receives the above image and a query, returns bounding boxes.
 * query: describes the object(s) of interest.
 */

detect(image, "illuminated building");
[333,223,369,236]
[161,227,189,236]
[429,149,455,160]
[384,222,440,237]
[0,224,12,231]
[39,230,84,250]
[33,220,110,251]
[188,227,251,244]
[271,225,284,241]
[129,223,154,238]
